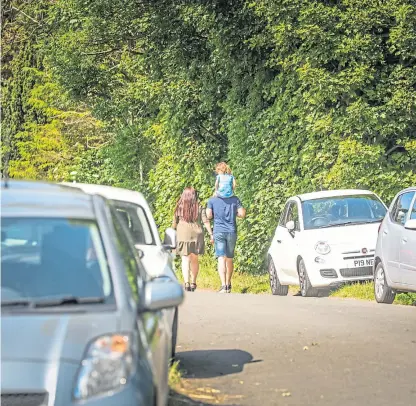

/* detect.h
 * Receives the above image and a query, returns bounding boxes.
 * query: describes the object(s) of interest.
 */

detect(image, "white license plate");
[351,258,374,268]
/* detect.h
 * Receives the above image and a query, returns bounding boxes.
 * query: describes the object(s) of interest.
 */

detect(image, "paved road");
[174,291,416,406]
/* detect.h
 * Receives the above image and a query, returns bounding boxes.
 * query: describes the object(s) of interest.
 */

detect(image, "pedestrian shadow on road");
[176,349,261,379]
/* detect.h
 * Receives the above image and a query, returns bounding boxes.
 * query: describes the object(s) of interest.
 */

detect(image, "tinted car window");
[392,192,415,225]
[302,194,386,230]
[114,202,155,246]
[1,218,113,302]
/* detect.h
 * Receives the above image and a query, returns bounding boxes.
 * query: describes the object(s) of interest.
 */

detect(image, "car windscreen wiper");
[1,299,32,308]
[34,296,106,308]
[1,296,105,309]
[316,220,382,229]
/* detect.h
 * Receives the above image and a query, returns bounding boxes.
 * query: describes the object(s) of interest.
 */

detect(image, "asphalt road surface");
[173,291,416,406]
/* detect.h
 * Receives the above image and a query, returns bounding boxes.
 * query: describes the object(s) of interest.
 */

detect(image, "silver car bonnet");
[1,310,120,364]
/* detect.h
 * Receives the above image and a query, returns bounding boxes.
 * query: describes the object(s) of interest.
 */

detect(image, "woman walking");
[173,188,213,292]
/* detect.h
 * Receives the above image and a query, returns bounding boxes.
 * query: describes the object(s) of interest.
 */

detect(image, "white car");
[268,190,387,297]
[63,183,179,357]
[374,187,416,304]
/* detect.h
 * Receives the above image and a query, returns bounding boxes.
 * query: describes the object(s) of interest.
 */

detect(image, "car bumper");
[1,360,154,406]
[305,255,374,288]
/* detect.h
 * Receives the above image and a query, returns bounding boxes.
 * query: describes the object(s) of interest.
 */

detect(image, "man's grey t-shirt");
[207,196,242,234]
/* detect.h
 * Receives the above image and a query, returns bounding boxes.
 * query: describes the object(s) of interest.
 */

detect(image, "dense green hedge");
[225,0,416,272]
[4,0,416,274]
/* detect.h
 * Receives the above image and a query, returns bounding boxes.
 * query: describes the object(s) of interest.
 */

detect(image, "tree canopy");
[3,0,415,273]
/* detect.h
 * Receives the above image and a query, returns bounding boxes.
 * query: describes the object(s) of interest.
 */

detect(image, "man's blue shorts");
[213,232,237,258]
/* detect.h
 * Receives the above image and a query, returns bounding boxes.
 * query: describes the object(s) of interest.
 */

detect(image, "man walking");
[206,195,246,293]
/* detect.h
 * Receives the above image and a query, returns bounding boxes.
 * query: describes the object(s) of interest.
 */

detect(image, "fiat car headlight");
[315,241,331,255]
[73,333,136,400]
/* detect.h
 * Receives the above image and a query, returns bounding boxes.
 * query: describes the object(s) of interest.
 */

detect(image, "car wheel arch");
[267,255,289,296]
[374,261,396,304]
[297,256,319,297]
[374,258,394,289]
[267,253,279,272]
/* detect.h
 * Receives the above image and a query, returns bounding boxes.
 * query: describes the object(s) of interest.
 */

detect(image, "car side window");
[392,192,415,225]
[410,198,416,220]
[110,209,147,303]
[279,202,291,227]
[286,202,300,231]
[113,201,155,246]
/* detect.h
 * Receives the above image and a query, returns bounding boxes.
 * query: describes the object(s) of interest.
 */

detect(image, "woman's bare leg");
[181,256,190,284]
[189,253,199,284]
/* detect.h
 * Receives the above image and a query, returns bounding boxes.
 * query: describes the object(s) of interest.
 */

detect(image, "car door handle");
[383,230,388,235]
[277,240,282,243]
[402,237,408,243]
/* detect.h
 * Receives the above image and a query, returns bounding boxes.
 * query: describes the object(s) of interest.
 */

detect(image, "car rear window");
[1,218,114,303]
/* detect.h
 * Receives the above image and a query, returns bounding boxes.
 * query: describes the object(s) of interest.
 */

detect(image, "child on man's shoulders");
[214,162,236,198]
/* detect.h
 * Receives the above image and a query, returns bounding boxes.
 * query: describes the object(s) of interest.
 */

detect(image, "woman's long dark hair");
[175,188,199,223]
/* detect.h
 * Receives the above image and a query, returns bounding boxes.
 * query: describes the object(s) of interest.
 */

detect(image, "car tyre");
[298,259,319,297]
[171,308,178,362]
[374,262,395,304]
[268,257,289,296]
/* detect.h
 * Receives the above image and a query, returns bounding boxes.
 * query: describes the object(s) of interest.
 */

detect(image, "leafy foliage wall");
[1,1,109,181]
[3,0,415,274]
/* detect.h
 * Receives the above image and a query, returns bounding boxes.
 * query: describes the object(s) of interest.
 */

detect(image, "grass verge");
[175,255,415,305]
[176,255,298,294]
[168,361,182,388]
[330,281,416,305]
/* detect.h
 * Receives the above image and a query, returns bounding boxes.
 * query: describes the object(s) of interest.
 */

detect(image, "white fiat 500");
[267,190,387,297]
